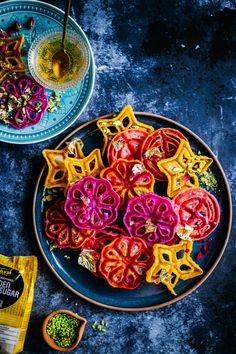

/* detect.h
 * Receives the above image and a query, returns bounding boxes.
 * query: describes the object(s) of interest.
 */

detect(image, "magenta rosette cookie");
[0,74,48,128]
[123,192,179,247]
[64,175,120,230]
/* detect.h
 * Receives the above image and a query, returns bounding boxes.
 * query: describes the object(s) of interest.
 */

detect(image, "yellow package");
[0,255,38,354]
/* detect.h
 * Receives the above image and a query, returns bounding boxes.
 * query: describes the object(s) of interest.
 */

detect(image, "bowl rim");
[42,309,87,352]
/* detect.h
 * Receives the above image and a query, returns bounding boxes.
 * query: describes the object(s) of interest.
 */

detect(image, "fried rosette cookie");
[157,139,213,198]
[107,129,149,164]
[100,159,155,208]
[79,225,129,277]
[0,36,26,81]
[45,198,94,248]
[99,236,153,289]
[173,187,220,240]
[141,128,188,181]
[42,138,85,189]
[97,105,154,154]
[146,241,203,295]
[64,175,120,230]
[124,192,179,247]
[0,74,48,128]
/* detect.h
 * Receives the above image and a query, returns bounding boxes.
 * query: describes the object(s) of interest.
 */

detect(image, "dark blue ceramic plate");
[33,113,232,311]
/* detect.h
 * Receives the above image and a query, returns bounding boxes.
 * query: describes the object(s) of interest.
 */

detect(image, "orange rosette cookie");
[157,139,213,198]
[99,236,153,289]
[146,241,203,295]
[100,159,155,208]
[97,105,154,154]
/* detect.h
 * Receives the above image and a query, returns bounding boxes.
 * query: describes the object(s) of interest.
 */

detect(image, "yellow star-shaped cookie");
[97,105,154,154]
[42,138,85,189]
[0,36,26,81]
[146,241,203,295]
[157,139,213,198]
[64,148,105,187]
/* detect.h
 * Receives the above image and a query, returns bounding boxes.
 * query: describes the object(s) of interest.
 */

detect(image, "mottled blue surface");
[0,0,235,353]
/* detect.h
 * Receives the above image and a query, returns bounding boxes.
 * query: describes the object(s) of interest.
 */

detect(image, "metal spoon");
[52,0,71,79]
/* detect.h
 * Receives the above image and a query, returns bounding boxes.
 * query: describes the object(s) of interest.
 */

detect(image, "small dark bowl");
[42,309,87,352]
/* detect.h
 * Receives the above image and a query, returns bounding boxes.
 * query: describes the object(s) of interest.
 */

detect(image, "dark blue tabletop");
[0,0,235,353]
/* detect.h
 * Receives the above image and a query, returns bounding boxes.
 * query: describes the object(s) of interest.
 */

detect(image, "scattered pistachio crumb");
[91,320,108,332]
[199,169,218,191]
[47,91,64,112]
[49,242,57,251]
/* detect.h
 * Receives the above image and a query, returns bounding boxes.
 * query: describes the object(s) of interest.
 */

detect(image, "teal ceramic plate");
[33,113,232,311]
[0,0,95,144]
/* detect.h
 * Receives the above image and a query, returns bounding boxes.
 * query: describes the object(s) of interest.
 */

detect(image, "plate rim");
[0,0,95,145]
[33,112,233,311]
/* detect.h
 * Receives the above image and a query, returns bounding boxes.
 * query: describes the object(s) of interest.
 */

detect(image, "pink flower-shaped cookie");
[64,175,120,230]
[0,74,48,128]
[124,192,179,247]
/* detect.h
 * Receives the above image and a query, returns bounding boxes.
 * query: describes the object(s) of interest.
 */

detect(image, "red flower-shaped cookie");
[80,225,129,278]
[173,187,220,240]
[124,192,179,247]
[99,236,153,289]
[0,74,48,128]
[82,225,129,253]
[64,175,120,230]
[45,198,94,248]
[107,129,148,165]
[141,128,187,180]
[100,159,155,208]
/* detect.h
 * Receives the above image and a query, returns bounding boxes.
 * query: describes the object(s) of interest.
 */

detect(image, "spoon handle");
[62,0,71,47]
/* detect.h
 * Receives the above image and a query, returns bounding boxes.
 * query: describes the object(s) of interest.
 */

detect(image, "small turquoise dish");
[33,112,232,311]
[0,0,95,144]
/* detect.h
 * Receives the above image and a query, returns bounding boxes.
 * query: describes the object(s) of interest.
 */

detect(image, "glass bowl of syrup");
[28,28,90,91]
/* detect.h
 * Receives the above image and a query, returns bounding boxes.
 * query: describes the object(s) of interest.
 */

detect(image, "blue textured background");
[0,0,235,353]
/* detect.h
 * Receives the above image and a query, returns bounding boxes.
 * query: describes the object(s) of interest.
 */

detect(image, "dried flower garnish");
[65,137,84,156]
[80,195,90,206]
[195,238,212,260]
[176,224,193,241]
[14,21,22,31]
[112,139,126,151]
[132,163,145,174]
[171,165,183,173]
[112,120,122,126]
[0,107,8,123]
[78,250,100,273]
[145,147,162,158]
[145,218,157,233]
[184,173,191,181]
[155,269,174,284]
[28,17,35,28]
[0,29,7,38]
